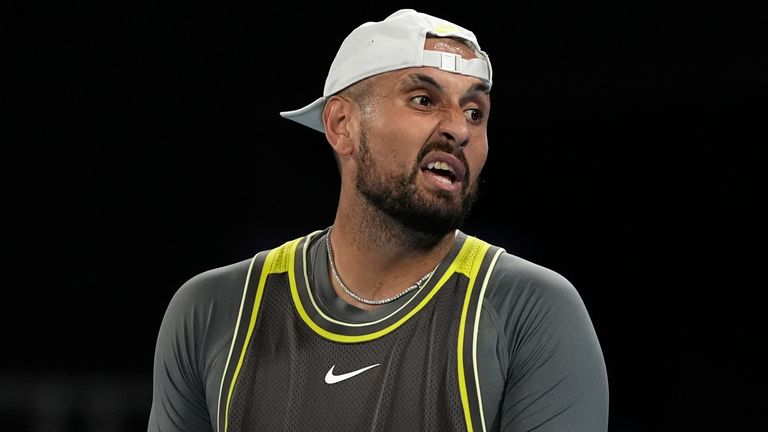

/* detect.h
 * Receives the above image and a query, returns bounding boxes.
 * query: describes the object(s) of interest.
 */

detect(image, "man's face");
[352,39,491,237]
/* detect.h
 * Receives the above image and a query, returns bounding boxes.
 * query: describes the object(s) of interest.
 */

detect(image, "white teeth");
[426,161,455,174]
[435,175,452,184]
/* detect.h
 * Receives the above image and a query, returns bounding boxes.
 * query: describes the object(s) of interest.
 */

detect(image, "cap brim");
[279,97,326,133]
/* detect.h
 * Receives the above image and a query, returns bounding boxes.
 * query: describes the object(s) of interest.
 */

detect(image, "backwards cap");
[280,9,493,133]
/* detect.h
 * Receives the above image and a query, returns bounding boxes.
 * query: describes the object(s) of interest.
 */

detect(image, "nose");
[437,106,470,148]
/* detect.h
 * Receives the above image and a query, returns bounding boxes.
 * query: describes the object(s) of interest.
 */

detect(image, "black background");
[6,1,764,430]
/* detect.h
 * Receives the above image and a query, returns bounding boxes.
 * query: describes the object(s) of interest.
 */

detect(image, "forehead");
[423,37,478,60]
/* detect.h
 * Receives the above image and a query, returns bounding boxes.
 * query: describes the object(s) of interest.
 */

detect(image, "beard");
[354,129,480,240]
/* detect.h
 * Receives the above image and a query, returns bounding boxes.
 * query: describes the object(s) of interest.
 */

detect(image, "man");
[149,9,608,431]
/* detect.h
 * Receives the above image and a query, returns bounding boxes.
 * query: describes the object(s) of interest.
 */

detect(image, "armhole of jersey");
[215,237,303,432]
[215,252,259,432]
[470,247,504,432]
[457,239,504,432]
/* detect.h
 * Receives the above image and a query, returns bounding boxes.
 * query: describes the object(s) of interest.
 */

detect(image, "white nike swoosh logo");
[324,363,380,384]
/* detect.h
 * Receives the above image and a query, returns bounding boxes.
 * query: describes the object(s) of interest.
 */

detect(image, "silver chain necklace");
[325,226,435,305]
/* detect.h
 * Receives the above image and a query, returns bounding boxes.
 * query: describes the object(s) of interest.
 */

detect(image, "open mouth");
[419,152,466,187]
[422,161,458,184]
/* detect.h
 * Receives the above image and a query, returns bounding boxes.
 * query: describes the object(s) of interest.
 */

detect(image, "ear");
[323,95,355,156]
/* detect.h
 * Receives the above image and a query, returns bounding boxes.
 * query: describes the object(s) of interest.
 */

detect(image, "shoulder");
[487,251,581,306]
[168,255,261,313]
[477,244,595,335]
[158,253,266,359]
[478,244,601,352]
[167,229,319,314]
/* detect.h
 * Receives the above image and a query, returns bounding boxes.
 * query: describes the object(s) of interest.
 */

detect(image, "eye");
[465,108,484,122]
[410,95,433,107]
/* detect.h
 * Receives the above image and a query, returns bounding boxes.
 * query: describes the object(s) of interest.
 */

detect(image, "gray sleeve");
[147,259,251,432]
[487,255,609,432]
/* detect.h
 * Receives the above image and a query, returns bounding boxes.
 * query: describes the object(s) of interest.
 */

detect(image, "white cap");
[280,9,493,133]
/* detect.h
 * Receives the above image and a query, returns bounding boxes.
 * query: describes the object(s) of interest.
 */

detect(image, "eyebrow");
[468,82,491,96]
[401,73,490,99]
[403,73,443,91]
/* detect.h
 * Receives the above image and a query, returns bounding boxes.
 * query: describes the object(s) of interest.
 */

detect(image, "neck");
[328,195,455,310]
